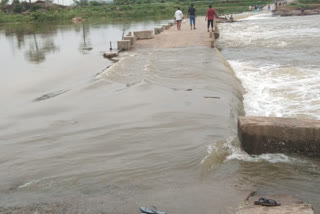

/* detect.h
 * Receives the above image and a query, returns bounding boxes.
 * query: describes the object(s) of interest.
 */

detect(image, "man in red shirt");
[205,5,219,32]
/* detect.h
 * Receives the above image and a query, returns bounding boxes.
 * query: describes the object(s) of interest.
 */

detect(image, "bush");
[89,1,103,6]
[31,10,57,21]
[11,0,20,4]
[27,4,42,11]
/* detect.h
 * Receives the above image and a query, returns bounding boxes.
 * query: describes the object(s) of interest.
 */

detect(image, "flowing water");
[0,14,320,213]
[219,12,320,211]
[220,13,320,119]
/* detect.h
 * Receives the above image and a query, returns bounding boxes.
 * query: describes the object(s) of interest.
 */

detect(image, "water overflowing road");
[0,20,247,213]
[0,14,320,213]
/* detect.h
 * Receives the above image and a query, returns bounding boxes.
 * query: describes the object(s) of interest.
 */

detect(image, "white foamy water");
[220,14,320,120]
[201,137,306,166]
[229,60,320,119]
[217,16,320,209]
[240,12,279,21]
[221,13,320,48]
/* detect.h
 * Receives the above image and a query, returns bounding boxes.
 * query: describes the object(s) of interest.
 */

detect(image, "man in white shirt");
[174,7,184,30]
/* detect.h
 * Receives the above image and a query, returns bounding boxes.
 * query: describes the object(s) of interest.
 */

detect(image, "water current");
[219,12,320,212]
[220,13,320,119]
[0,13,320,213]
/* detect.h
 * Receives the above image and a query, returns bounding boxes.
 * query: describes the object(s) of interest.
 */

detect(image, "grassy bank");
[0,0,272,23]
[273,0,320,16]
[288,0,320,9]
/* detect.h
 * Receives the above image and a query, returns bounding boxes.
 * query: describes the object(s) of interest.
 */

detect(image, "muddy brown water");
[0,16,320,214]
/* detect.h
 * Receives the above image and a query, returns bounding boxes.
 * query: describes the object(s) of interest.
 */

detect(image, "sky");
[18,0,113,6]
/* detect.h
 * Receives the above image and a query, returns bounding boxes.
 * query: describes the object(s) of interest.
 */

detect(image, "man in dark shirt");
[188,4,196,30]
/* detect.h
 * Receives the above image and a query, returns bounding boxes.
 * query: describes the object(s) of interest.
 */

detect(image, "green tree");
[11,0,23,13]
[11,0,20,4]
[0,0,9,6]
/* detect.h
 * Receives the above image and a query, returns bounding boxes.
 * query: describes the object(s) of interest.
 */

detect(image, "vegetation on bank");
[288,0,320,9]
[0,0,272,23]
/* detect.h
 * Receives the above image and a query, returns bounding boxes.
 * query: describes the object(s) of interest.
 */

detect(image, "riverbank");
[0,0,272,23]
[272,0,320,16]
[273,7,320,16]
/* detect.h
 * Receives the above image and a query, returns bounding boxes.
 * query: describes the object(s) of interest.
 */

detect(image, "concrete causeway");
[105,17,316,214]
[238,116,320,155]
[134,16,218,49]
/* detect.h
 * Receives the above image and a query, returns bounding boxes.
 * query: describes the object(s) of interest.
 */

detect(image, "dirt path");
[134,16,216,49]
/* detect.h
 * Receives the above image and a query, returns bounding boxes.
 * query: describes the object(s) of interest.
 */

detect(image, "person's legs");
[177,20,180,30]
[192,16,196,29]
[189,16,193,30]
[178,20,182,30]
[208,20,213,32]
[210,20,214,32]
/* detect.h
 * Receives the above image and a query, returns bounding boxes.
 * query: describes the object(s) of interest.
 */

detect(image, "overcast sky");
[18,0,113,6]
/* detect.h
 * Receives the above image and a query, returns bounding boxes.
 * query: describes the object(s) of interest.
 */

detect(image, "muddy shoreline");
[273,7,320,16]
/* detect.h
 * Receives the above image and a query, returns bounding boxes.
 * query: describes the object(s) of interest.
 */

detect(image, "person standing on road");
[188,4,196,30]
[174,7,184,30]
[205,5,219,32]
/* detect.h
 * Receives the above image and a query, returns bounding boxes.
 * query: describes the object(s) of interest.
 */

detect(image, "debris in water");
[204,96,220,99]
[140,206,167,214]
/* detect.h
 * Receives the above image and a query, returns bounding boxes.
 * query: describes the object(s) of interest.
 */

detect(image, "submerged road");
[0,13,318,214]
[95,17,249,213]
[0,15,247,213]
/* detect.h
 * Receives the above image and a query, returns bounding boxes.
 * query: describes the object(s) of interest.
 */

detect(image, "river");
[219,13,320,212]
[0,14,320,213]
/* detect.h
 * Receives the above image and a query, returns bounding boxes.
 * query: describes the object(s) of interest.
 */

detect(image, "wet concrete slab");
[238,116,320,155]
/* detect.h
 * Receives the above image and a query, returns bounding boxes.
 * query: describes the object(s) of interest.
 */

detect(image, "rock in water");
[103,52,119,59]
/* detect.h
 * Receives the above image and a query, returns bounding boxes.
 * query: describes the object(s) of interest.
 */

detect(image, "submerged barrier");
[117,40,131,50]
[123,36,136,46]
[133,30,154,40]
[238,116,320,155]
[115,30,154,51]
[116,30,155,51]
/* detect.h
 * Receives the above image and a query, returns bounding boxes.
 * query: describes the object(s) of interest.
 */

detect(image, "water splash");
[201,137,306,168]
